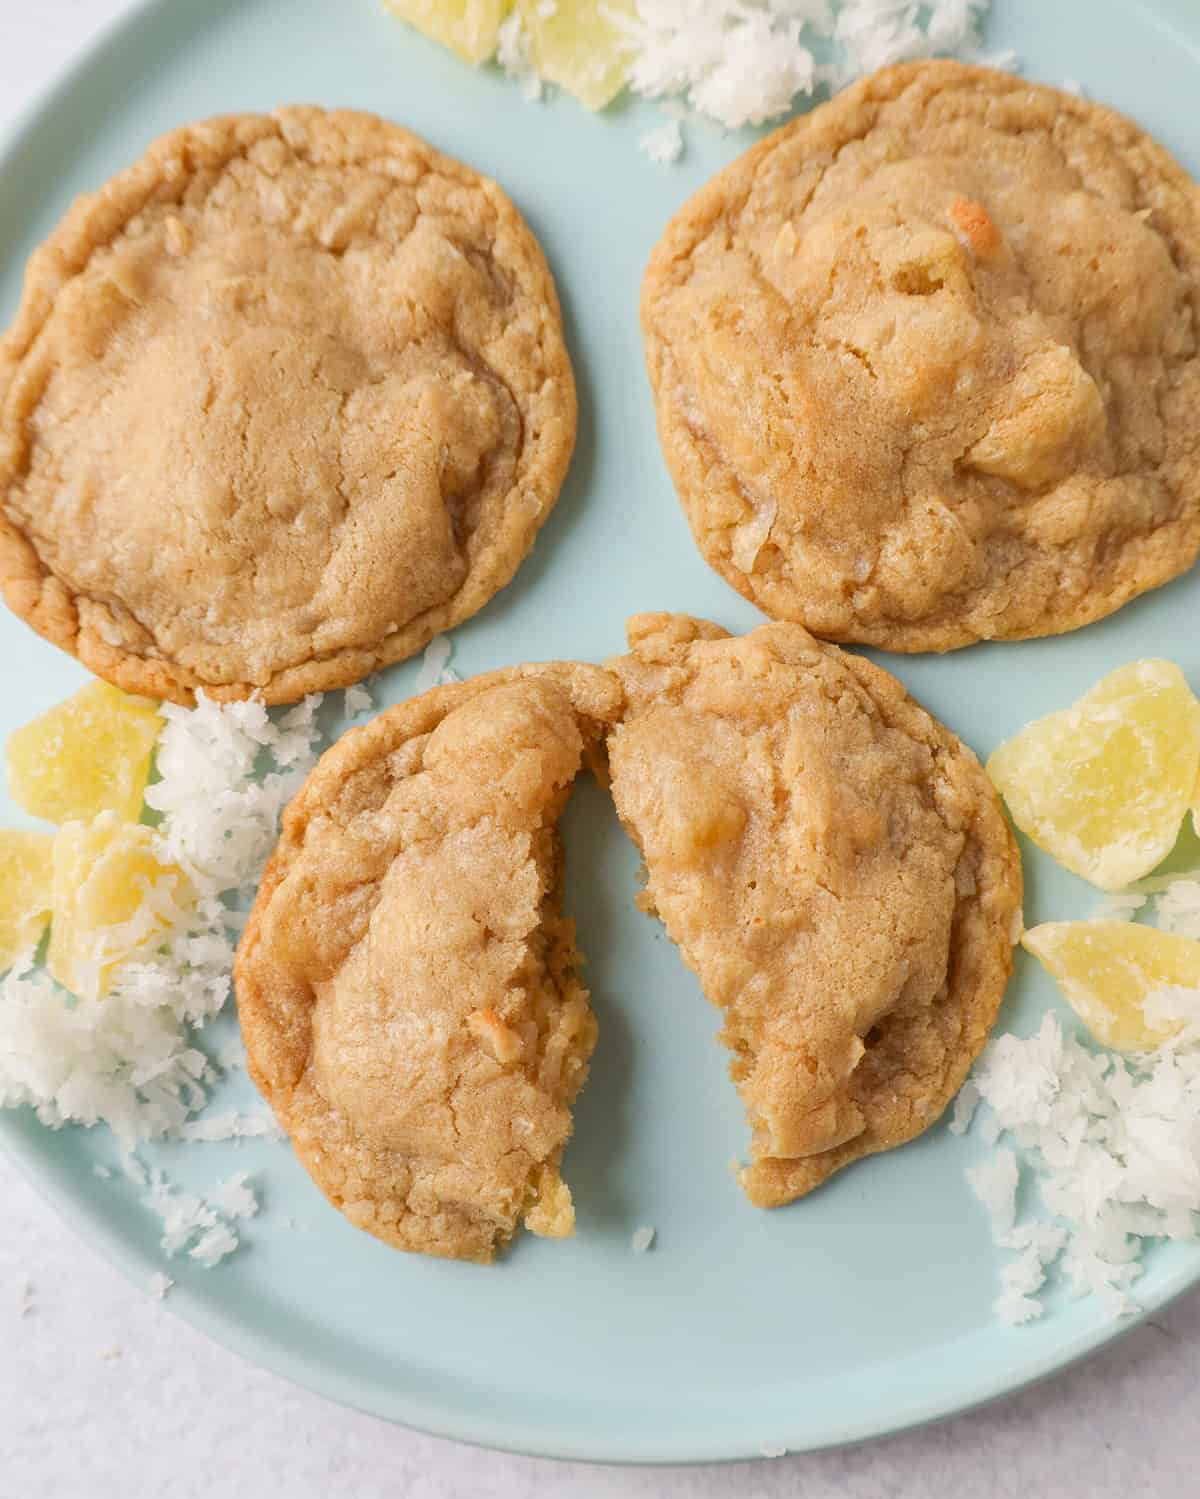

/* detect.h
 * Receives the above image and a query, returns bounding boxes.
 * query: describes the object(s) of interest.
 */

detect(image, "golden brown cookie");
[641,63,1200,651]
[606,614,1022,1204]
[235,663,620,1262]
[0,107,576,704]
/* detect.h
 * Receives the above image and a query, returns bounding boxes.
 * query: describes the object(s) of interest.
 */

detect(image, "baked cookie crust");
[235,662,620,1262]
[0,107,576,702]
[642,63,1200,651]
[607,614,1023,1204]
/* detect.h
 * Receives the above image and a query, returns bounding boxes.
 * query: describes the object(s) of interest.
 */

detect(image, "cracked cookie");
[641,62,1200,651]
[0,107,576,704]
[606,614,1022,1205]
[235,663,620,1262]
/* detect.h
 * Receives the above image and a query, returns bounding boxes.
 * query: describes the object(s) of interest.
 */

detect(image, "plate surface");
[1,0,1199,1463]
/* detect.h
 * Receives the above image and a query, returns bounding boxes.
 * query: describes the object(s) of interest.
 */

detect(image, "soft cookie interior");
[606,613,1022,1205]
[235,664,620,1262]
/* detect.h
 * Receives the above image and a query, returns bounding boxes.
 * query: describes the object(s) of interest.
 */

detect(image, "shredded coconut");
[961,1011,1200,1324]
[1088,891,1147,923]
[214,1035,248,1073]
[631,1224,657,1252]
[209,1171,260,1221]
[174,1110,283,1143]
[1149,878,1200,941]
[142,1167,258,1266]
[1091,872,1200,938]
[472,1,1001,137]
[966,1146,1018,1238]
[341,682,374,720]
[615,1,995,132]
[145,1272,174,1301]
[759,1445,788,1458]
[617,0,826,128]
[0,690,325,1273]
[415,635,459,692]
[831,0,996,85]
[497,10,544,102]
[639,118,684,164]
[0,693,322,1149]
[189,1223,241,1268]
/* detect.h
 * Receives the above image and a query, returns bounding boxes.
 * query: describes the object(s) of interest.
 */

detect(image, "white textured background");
[1,3,1197,1495]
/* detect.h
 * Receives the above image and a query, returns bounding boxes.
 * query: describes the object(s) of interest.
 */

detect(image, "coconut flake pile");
[956,985,1200,1324]
[0,690,334,1272]
[1090,870,1200,941]
[143,1168,260,1268]
[505,0,1003,144]
[0,694,322,1149]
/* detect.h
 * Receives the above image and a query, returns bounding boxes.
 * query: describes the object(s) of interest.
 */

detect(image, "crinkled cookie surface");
[606,614,1023,1204]
[235,664,620,1262]
[0,107,575,703]
[642,62,1200,650]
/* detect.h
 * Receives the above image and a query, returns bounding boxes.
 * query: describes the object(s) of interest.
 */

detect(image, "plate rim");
[6,1110,1200,1464]
[1,0,1198,1465]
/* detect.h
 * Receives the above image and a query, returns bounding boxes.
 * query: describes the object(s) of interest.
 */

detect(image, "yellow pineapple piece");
[517,0,634,110]
[48,813,192,1001]
[987,660,1200,891]
[7,680,161,826]
[0,830,55,972]
[383,0,512,66]
[1023,919,1200,1051]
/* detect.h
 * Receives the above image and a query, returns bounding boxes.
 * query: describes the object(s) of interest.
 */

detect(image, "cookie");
[641,63,1200,651]
[234,663,620,1262]
[606,614,1022,1205]
[0,107,576,704]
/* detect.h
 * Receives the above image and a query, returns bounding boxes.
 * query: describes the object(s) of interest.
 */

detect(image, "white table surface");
[1,3,1197,1495]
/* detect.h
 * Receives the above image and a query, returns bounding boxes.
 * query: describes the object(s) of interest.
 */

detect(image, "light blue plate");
[2,0,1198,1463]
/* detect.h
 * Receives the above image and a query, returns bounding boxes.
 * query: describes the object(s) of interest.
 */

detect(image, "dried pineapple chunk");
[7,680,161,826]
[0,830,55,972]
[48,813,192,1001]
[1023,919,1200,1051]
[987,660,1200,891]
[518,0,634,110]
[384,0,512,66]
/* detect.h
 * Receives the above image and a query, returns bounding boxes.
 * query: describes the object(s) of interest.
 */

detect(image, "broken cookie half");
[235,663,620,1262]
[606,614,1022,1206]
